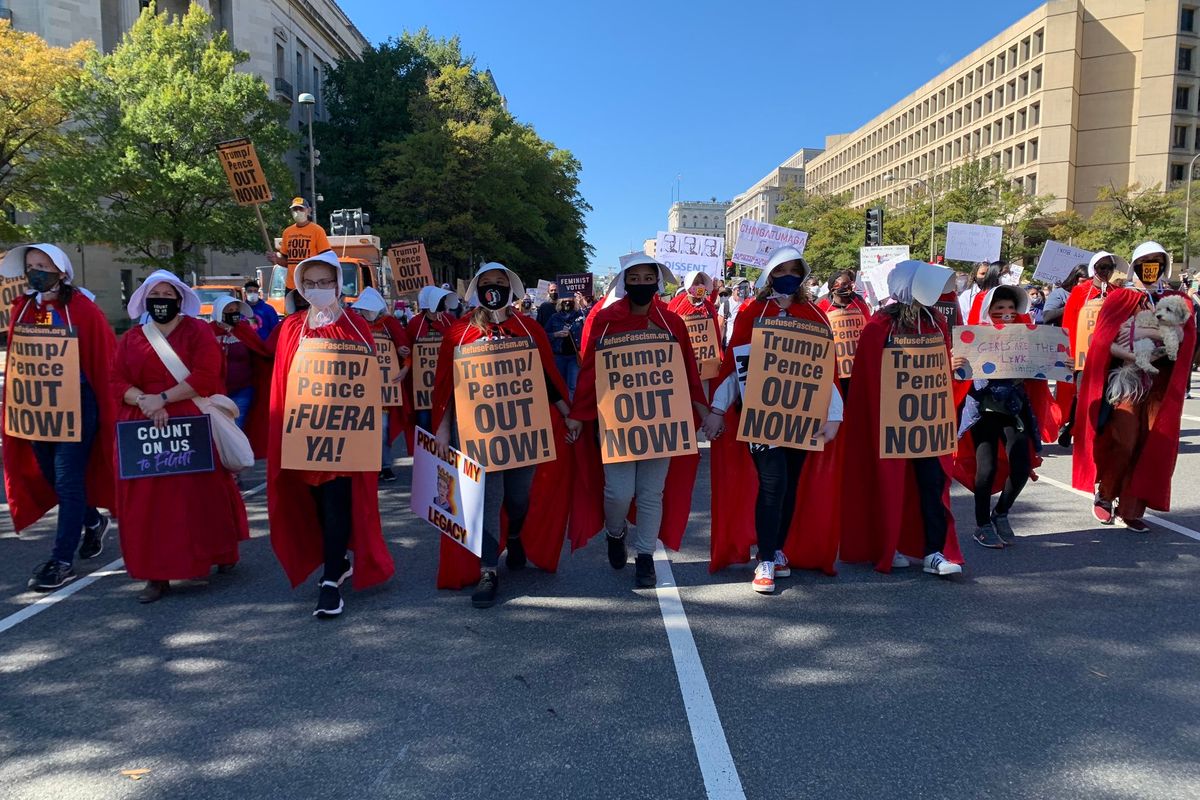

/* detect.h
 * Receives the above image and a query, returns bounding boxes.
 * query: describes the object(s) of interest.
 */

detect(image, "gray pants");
[482,465,536,568]
[603,457,671,555]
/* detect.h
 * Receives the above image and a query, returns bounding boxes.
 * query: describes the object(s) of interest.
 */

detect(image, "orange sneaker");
[752,561,776,594]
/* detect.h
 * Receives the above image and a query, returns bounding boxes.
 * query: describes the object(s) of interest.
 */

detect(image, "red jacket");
[209,319,272,459]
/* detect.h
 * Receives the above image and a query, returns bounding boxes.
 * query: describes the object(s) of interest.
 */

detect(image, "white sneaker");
[752,561,776,594]
[772,551,791,578]
[922,552,963,577]
[891,552,911,569]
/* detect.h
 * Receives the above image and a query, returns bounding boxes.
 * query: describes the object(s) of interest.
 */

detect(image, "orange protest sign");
[826,307,866,378]
[0,273,26,331]
[683,316,721,380]
[453,338,556,471]
[4,324,82,442]
[281,338,381,471]
[413,334,441,411]
[1074,298,1104,370]
[388,241,435,296]
[879,333,955,459]
[215,138,272,206]
[373,333,402,407]
[734,317,834,451]
[595,330,696,464]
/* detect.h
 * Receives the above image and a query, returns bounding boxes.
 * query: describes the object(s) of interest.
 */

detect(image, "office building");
[724,148,823,243]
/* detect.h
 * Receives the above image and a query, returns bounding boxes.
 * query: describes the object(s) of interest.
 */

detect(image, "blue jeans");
[31,383,102,565]
[229,386,254,431]
[414,410,433,435]
[555,354,579,400]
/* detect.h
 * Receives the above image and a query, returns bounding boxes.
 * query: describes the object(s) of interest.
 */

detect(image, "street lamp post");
[885,173,936,262]
[1184,151,1200,270]
[298,92,317,223]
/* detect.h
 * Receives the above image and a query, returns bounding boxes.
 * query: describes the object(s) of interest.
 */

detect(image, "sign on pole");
[943,222,1002,264]
[952,324,1073,382]
[655,231,724,282]
[411,427,485,557]
[388,241,435,296]
[215,137,274,251]
[859,245,910,270]
[732,220,808,268]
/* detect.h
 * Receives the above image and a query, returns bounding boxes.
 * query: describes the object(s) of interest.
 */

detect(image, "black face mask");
[548,291,558,302]
[974,275,988,289]
[223,314,240,326]
[146,297,181,324]
[26,270,61,293]
[625,283,658,306]
[477,284,510,311]
[563,302,575,312]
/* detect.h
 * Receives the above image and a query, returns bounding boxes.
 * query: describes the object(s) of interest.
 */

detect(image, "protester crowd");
[3,210,1198,616]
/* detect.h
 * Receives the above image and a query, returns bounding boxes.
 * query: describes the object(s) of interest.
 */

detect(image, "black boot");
[472,570,499,608]
[634,554,656,588]
[606,530,627,570]
[506,537,527,570]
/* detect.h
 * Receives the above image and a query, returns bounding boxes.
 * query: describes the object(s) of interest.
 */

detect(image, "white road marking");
[1035,475,1200,543]
[1182,414,1200,424]
[653,542,746,800]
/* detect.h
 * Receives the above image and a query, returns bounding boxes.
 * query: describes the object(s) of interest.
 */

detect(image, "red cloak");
[566,296,707,552]
[1057,281,1107,435]
[1071,288,1196,509]
[267,311,394,590]
[3,293,118,532]
[431,313,573,589]
[402,312,452,447]
[209,319,272,459]
[708,298,844,576]
[364,313,411,449]
[839,309,963,571]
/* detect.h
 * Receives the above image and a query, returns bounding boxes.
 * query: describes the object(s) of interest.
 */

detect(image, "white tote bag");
[143,322,256,473]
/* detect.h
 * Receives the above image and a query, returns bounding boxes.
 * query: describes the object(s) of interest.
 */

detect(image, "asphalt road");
[1,397,1199,800]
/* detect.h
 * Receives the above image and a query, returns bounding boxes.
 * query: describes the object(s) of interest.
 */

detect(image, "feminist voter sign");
[556,272,593,298]
[595,330,696,464]
[282,338,382,471]
[953,324,1073,383]
[827,307,866,378]
[373,333,403,407]
[411,427,485,557]
[1074,298,1104,370]
[117,416,215,479]
[413,334,441,411]
[4,324,82,443]
[684,316,721,380]
[734,317,834,451]
[215,138,272,206]
[453,338,555,471]
[880,334,955,459]
[388,241,435,296]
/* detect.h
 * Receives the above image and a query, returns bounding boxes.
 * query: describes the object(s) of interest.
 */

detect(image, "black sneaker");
[1057,424,1072,449]
[471,570,499,609]
[606,531,628,570]
[991,513,1015,546]
[29,560,76,591]
[379,467,397,483]
[78,515,110,560]
[506,537,527,570]
[313,581,343,618]
[634,554,656,588]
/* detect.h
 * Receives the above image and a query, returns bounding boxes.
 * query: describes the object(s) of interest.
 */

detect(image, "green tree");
[775,187,861,278]
[1072,182,1184,257]
[33,3,294,273]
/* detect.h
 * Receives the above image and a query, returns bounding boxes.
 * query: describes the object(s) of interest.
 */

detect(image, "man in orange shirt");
[267,197,333,287]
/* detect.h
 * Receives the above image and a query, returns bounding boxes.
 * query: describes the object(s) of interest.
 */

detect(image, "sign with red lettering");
[411,427,484,556]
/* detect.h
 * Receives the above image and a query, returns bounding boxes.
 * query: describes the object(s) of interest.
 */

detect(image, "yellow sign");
[215,137,272,206]
[684,316,721,380]
[1074,298,1104,371]
[373,333,402,407]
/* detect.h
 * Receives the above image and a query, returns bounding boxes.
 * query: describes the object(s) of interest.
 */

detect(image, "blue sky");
[341,0,1044,272]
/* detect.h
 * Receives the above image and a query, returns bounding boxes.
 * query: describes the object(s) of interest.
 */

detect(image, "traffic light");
[329,208,348,235]
[352,209,370,235]
[865,207,884,246]
[328,208,370,235]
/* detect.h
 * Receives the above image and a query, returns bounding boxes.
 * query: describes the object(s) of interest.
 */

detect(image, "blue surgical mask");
[770,274,803,296]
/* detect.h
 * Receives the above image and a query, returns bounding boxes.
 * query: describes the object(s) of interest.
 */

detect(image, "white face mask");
[292,210,307,223]
[246,292,260,304]
[302,287,337,310]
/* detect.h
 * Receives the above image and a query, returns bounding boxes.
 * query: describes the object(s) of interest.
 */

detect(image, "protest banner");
[1033,241,1093,285]
[453,338,555,471]
[536,279,553,295]
[281,338,381,471]
[595,330,695,464]
[944,222,1002,264]
[953,324,1073,382]
[733,317,834,451]
[732,219,808,268]
[827,307,867,377]
[684,316,721,380]
[879,333,956,459]
[1000,264,1024,286]
[0,274,27,331]
[859,245,909,271]
[388,241,435,296]
[556,272,594,298]
[861,257,903,305]
[215,137,273,249]
[411,427,485,556]
[117,416,215,480]
[413,334,441,411]
[4,324,82,443]
[1074,298,1105,370]
[655,230,724,282]
[373,333,402,407]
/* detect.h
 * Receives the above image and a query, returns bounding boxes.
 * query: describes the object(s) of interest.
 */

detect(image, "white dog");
[1107,294,1192,403]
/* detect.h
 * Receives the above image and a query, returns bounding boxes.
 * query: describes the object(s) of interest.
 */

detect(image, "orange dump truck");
[265,235,394,315]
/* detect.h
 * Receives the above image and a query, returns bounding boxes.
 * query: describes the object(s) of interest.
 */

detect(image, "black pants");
[912,457,948,556]
[310,477,353,583]
[750,446,808,561]
[971,414,1031,527]
[838,377,852,405]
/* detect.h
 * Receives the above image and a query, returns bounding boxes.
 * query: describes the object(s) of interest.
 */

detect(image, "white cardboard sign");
[732,219,808,268]
[1033,241,1094,285]
[655,230,724,282]
[410,427,485,557]
[944,222,1002,264]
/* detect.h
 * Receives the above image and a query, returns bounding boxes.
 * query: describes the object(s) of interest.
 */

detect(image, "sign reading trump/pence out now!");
[388,241,435,296]
[373,333,403,407]
[4,324,82,443]
[879,333,955,459]
[453,338,555,471]
[1074,298,1104,370]
[215,137,272,206]
[413,334,441,411]
[684,316,721,380]
[282,338,382,471]
[826,307,866,378]
[733,317,834,451]
[595,330,696,464]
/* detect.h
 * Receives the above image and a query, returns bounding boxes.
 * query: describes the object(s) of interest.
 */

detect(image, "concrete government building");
[3,0,367,319]
[780,0,1200,231]
[725,148,823,244]
[668,200,731,237]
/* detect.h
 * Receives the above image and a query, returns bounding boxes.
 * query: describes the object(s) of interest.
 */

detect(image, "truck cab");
[265,235,393,315]
[192,275,247,321]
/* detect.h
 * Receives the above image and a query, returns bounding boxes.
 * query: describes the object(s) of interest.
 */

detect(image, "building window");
[998,53,1006,74]
[1016,143,1026,165]
[1019,73,1029,98]
[1032,66,1042,90]
[1005,114,1015,136]
[1029,138,1038,161]
[986,61,994,82]
[1176,125,1190,148]
[1026,174,1037,195]
[1177,85,1192,110]
[1184,7,1196,32]
[1182,47,1195,72]
[1172,163,1187,182]
[1031,102,1041,124]
[1195,128,1200,149]
[1022,37,1031,61]
[1003,148,1013,169]
[1034,29,1044,54]
[1017,108,1027,131]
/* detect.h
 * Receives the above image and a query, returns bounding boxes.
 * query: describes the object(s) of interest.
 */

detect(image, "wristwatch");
[160,392,168,402]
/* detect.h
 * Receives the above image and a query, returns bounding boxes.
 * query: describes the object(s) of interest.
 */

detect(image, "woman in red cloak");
[564,253,709,588]
[404,285,456,445]
[667,269,722,397]
[209,295,271,459]
[702,246,845,593]
[431,263,573,608]
[351,287,411,483]
[268,253,394,618]
[112,270,250,603]
[1,244,117,591]
[1057,251,1125,446]
[818,268,873,400]
[840,260,964,578]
